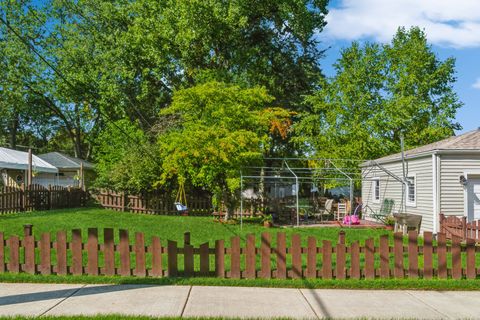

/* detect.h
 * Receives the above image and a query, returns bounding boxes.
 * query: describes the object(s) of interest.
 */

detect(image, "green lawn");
[0,207,391,246]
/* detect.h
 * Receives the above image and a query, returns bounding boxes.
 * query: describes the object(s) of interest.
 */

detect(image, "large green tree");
[155,81,291,216]
[0,0,47,149]
[296,27,462,161]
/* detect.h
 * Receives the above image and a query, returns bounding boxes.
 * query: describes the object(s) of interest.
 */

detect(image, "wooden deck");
[288,219,386,229]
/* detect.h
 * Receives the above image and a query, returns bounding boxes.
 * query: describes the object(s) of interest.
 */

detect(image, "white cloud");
[473,78,480,89]
[324,0,480,48]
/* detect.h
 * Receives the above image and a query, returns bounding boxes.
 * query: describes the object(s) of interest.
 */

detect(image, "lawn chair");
[365,198,395,223]
[337,201,348,221]
[314,198,334,222]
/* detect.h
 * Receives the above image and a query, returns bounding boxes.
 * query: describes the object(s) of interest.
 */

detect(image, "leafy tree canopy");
[295,27,462,162]
[155,81,291,211]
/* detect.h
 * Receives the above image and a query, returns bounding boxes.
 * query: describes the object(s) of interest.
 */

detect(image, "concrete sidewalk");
[1,283,480,319]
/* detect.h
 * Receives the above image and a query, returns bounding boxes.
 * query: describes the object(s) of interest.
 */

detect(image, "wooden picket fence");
[0,184,87,214]
[93,189,213,215]
[1,227,479,279]
[440,214,480,242]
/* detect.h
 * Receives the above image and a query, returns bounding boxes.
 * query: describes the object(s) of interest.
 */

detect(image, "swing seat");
[175,202,188,212]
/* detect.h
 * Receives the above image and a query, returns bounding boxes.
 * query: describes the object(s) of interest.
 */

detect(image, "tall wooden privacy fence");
[1,227,479,279]
[93,189,213,215]
[0,184,87,214]
[440,214,480,242]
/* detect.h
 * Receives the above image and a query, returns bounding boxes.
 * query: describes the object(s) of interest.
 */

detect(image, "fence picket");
[393,232,404,278]
[306,236,317,278]
[103,228,115,276]
[451,235,462,280]
[71,229,83,275]
[215,239,225,278]
[379,235,389,278]
[291,234,302,279]
[245,234,256,279]
[167,240,178,277]
[40,233,51,275]
[466,238,476,279]
[437,233,447,279]
[230,236,241,279]
[87,229,99,275]
[322,240,332,279]
[423,232,433,279]
[151,237,163,277]
[8,236,19,273]
[260,233,271,279]
[407,231,418,278]
[199,242,209,276]
[364,238,375,279]
[336,239,346,279]
[135,232,146,277]
[23,235,35,274]
[350,241,360,279]
[119,229,130,276]
[56,231,67,275]
[276,233,287,279]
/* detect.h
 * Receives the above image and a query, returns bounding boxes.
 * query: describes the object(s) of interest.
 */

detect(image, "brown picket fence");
[0,184,87,214]
[440,214,480,242]
[93,189,213,215]
[0,227,479,279]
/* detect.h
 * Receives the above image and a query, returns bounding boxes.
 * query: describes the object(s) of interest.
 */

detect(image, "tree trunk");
[73,104,83,158]
[9,115,18,149]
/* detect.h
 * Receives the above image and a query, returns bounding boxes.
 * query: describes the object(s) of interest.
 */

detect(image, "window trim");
[405,173,417,207]
[372,177,380,203]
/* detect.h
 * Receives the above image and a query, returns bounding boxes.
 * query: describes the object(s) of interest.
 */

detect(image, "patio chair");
[337,201,348,221]
[365,198,395,223]
[314,198,334,222]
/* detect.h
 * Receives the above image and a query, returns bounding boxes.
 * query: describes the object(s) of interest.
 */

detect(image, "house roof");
[0,148,58,173]
[38,152,94,170]
[363,128,480,165]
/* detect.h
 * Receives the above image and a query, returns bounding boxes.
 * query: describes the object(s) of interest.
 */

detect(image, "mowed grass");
[0,207,391,246]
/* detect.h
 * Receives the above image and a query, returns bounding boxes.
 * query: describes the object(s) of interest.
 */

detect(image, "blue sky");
[319,0,480,134]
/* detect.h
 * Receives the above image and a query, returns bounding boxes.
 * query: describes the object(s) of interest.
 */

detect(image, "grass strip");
[1,273,479,291]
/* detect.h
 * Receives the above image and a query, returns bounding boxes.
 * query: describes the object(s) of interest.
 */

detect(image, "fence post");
[23,224,33,238]
[184,232,191,246]
[20,183,25,212]
[462,217,467,240]
[439,213,445,233]
[48,185,52,210]
[338,230,345,245]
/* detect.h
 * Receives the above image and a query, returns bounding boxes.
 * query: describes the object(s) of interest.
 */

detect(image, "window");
[406,175,416,207]
[372,178,380,203]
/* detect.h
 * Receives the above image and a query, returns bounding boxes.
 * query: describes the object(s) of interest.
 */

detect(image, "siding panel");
[362,156,433,232]
[439,155,480,217]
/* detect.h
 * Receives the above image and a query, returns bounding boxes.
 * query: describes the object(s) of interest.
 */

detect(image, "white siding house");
[361,129,480,233]
[0,147,58,187]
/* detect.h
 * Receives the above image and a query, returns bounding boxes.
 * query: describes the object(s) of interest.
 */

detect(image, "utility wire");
[25,3,153,129]
[0,13,160,163]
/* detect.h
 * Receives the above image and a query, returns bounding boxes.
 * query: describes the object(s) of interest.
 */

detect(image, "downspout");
[400,135,407,214]
[432,152,438,234]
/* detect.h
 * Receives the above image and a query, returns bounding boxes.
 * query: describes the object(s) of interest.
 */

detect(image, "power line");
[0,13,160,164]
[27,4,156,128]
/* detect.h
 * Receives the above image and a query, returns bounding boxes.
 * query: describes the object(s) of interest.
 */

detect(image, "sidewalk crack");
[299,289,321,320]
[406,291,452,319]
[180,285,192,318]
[38,284,86,317]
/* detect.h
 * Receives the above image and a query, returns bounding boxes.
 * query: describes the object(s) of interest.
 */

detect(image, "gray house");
[361,129,480,233]
[38,152,95,188]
